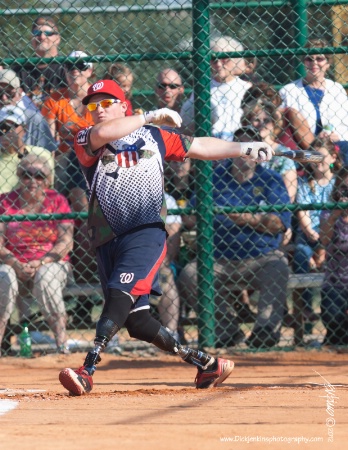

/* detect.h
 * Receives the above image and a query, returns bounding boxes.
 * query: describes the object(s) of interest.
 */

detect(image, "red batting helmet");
[82,79,126,105]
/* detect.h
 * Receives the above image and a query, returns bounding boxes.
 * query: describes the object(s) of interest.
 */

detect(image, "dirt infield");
[0,349,347,450]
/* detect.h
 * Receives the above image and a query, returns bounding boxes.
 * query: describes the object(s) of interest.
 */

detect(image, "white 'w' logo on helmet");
[92,82,104,91]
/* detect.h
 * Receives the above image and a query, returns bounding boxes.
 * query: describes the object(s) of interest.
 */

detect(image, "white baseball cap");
[0,105,26,126]
[65,51,93,71]
[0,69,21,89]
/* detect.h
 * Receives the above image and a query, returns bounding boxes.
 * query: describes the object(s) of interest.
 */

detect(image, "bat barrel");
[273,149,324,163]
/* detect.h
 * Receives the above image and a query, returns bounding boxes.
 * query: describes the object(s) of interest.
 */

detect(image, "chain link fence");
[1,0,348,356]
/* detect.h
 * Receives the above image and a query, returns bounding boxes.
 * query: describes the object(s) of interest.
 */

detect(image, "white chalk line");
[0,389,46,394]
[0,399,18,416]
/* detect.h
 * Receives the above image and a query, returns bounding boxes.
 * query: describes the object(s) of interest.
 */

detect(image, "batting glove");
[144,108,182,128]
[240,142,274,162]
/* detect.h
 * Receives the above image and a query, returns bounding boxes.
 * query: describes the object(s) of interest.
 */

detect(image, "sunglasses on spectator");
[0,122,18,136]
[19,169,47,181]
[86,99,121,112]
[304,56,327,63]
[157,83,182,89]
[65,62,90,72]
[32,29,58,37]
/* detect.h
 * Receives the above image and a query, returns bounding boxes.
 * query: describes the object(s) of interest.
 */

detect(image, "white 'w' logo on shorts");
[120,273,134,283]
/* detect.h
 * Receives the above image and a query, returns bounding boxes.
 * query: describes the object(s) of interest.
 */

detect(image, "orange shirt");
[41,88,94,153]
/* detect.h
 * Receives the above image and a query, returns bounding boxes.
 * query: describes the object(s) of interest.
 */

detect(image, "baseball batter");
[59,79,273,395]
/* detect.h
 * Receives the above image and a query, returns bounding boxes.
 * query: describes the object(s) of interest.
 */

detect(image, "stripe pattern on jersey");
[116,150,139,168]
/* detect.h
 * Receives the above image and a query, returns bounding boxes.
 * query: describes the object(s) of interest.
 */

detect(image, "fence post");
[291,0,308,78]
[192,0,215,347]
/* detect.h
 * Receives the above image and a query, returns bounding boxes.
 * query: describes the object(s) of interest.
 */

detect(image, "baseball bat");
[273,148,324,163]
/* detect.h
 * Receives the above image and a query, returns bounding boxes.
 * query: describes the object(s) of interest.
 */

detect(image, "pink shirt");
[0,189,73,263]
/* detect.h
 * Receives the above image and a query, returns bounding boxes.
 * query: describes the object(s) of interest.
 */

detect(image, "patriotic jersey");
[74,124,192,248]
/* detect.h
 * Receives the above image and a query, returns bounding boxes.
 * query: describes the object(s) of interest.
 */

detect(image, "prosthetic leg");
[59,289,133,395]
[151,325,234,388]
[59,296,234,395]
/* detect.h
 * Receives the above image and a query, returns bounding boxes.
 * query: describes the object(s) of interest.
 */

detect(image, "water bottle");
[19,323,32,358]
[323,124,334,133]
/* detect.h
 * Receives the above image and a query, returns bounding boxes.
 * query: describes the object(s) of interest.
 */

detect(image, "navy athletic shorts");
[96,223,167,313]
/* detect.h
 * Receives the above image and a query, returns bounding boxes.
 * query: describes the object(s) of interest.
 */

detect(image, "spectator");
[155,68,185,113]
[153,70,186,338]
[240,56,261,84]
[12,16,67,109]
[152,68,190,201]
[0,69,57,151]
[0,154,74,354]
[41,51,97,322]
[41,50,94,210]
[0,105,54,194]
[177,126,291,349]
[241,101,298,203]
[104,63,134,116]
[0,68,37,112]
[319,166,348,346]
[180,35,251,140]
[151,192,182,342]
[279,38,348,157]
[241,82,315,150]
[293,137,342,322]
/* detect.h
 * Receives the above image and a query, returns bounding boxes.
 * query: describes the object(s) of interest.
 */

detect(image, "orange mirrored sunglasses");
[86,99,121,112]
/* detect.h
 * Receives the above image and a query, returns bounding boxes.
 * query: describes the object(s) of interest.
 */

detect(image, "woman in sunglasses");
[279,38,348,151]
[0,153,74,355]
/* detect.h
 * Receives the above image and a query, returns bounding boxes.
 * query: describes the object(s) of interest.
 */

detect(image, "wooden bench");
[63,282,103,298]
[179,272,325,334]
[288,272,325,345]
[287,272,324,289]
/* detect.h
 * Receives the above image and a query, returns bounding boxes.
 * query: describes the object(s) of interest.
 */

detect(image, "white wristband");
[143,111,155,124]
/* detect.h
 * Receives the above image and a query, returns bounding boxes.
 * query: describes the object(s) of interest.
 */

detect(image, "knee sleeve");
[95,288,134,343]
[125,309,161,343]
[100,288,134,328]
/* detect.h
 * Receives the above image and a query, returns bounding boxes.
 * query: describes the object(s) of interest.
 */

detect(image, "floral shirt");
[0,189,73,263]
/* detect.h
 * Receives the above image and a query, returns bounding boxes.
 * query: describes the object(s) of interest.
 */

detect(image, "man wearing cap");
[0,69,56,152]
[12,16,67,108]
[0,68,37,112]
[41,50,93,199]
[58,78,274,396]
[0,105,54,194]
